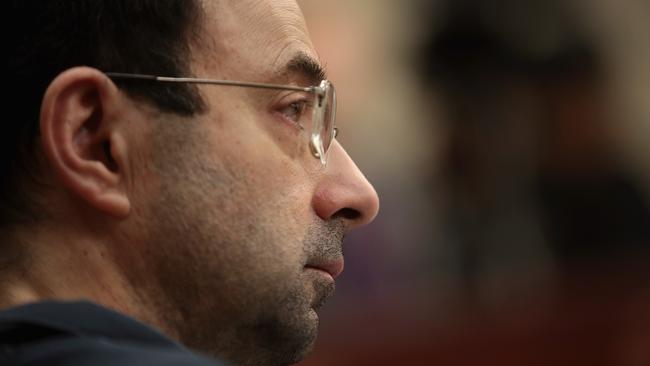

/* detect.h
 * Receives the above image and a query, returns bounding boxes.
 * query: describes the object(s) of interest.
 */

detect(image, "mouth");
[304,259,345,280]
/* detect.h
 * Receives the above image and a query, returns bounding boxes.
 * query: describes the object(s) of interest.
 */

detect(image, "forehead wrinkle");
[197,0,318,83]
[239,0,307,31]
[236,0,315,60]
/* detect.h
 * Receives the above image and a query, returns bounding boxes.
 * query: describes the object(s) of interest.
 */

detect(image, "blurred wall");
[297,1,650,365]
[575,0,650,198]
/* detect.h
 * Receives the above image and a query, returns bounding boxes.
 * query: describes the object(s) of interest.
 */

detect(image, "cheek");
[215,124,315,231]
[202,96,311,191]
[184,112,317,272]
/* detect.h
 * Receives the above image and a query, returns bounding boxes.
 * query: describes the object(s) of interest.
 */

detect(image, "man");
[1,1,379,365]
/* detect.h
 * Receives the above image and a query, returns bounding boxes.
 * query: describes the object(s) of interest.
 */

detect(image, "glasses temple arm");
[105,72,316,93]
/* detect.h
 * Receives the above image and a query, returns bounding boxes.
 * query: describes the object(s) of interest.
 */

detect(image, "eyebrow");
[282,53,327,86]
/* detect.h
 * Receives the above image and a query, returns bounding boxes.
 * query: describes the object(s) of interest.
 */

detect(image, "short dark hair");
[3,0,206,226]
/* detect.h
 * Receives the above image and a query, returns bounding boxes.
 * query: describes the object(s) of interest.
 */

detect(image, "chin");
[200,321,318,366]
[249,307,320,366]
[284,315,320,363]
[275,338,317,366]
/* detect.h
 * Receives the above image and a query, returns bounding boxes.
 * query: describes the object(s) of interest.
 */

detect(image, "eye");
[278,98,311,130]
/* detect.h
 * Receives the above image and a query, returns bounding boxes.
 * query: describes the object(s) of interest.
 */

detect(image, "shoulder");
[0,301,227,366]
[2,333,225,366]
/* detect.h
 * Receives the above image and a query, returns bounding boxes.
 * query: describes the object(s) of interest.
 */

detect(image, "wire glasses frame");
[105,72,338,165]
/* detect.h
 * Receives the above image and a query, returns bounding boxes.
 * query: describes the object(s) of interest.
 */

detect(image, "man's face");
[124,1,379,365]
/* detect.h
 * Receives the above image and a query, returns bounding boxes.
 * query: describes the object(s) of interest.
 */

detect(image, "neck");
[0,222,176,339]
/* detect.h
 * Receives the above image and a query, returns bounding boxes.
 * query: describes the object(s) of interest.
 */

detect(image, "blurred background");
[297,0,650,365]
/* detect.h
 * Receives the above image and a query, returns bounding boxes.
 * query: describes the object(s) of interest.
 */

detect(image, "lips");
[306,259,344,279]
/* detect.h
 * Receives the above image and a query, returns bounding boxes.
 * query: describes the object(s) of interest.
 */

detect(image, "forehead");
[196,0,317,81]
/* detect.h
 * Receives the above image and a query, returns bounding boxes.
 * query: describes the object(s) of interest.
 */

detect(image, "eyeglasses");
[105,72,338,166]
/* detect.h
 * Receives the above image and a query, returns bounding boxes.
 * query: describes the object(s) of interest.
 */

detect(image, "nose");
[312,141,380,230]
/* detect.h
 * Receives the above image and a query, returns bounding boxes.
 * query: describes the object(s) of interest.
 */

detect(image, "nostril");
[335,208,361,222]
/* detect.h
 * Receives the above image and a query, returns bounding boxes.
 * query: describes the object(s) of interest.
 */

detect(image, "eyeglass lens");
[311,81,337,165]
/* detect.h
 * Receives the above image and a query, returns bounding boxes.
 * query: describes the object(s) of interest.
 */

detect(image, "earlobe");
[40,67,131,218]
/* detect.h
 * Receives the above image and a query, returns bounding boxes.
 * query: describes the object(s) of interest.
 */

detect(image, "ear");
[40,67,131,218]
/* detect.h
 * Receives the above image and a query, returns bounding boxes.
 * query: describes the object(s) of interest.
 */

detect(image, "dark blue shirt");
[0,301,226,366]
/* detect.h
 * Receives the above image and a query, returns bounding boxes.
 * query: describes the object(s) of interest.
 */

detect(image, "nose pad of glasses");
[310,135,327,165]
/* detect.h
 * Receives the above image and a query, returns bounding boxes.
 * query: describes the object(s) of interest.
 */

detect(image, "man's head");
[4,0,206,225]
[4,1,379,365]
